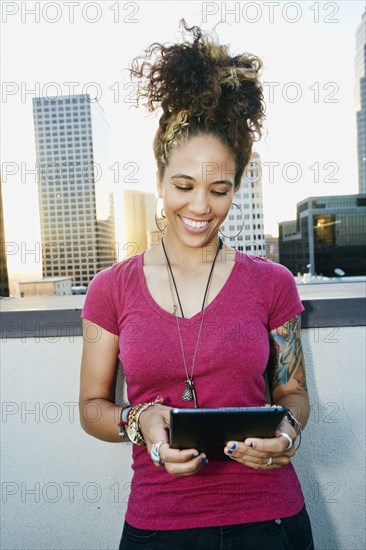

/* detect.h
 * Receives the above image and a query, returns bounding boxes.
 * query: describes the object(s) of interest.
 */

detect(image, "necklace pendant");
[182,379,194,401]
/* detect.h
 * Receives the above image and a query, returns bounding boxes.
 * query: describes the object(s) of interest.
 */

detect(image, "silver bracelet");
[285,408,302,434]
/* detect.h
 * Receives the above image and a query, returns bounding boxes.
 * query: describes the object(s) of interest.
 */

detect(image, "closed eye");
[175,186,192,191]
[175,186,228,196]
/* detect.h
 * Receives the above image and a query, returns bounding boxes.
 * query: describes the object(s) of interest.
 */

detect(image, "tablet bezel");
[169,406,287,461]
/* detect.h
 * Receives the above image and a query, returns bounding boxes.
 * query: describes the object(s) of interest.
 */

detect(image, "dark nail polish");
[248,442,254,448]
[227,449,233,455]
[191,453,198,459]
[231,443,237,450]
[200,456,208,464]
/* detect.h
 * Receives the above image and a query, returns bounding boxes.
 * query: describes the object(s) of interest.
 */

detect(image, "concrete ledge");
[301,298,366,328]
[0,309,83,339]
[1,297,365,338]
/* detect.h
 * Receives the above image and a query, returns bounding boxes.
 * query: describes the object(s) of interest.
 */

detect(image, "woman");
[79,20,314,550]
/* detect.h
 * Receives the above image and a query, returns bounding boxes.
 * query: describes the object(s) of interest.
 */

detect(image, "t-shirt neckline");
[137,248,241,324]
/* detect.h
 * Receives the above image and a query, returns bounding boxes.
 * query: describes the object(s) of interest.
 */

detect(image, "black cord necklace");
[161,237,223,407]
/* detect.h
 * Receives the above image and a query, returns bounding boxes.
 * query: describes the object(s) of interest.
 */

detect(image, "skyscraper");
[122,189,156,254]
[32,94,116,287]
[355,11,366,194]
[220,152,265,256]
[278,194,366,276]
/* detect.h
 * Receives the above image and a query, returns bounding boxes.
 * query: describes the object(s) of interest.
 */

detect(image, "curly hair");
[129,19,265,191]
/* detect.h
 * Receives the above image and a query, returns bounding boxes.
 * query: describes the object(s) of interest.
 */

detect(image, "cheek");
[163,194,185,214]
[217,198,234,217]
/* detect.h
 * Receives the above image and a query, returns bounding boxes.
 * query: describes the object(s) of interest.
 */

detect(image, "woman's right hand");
[138,405,208,476]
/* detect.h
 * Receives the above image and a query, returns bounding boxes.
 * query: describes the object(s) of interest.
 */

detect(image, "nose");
[187,188,211,216]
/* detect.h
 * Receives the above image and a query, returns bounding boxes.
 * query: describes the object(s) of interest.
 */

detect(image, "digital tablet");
[169,406,287,461]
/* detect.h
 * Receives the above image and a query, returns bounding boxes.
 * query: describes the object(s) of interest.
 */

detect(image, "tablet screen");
[169,406,287,461]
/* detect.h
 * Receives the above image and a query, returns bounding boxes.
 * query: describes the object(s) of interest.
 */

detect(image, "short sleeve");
[268,263,304,330]
[81,267,119,335]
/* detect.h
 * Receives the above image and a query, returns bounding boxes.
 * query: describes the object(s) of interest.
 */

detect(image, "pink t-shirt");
[81,249,305,530]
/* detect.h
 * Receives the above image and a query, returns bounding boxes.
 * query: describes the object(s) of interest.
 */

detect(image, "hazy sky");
[1,0,365,274]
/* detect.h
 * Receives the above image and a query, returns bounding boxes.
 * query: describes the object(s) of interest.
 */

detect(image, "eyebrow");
[170,174,233,186]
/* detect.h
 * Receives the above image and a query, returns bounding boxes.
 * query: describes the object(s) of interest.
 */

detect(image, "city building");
[279,194,366,276]
[220,152,265,256]
[19,276,72,297]
[32,94,116,287]
[0,175,10,297]
[264,234,279,263]
[355,11,366,194]
[122,189,156,255]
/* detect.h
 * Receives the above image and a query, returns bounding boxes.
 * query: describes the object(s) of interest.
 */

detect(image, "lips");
[180,215,211,229]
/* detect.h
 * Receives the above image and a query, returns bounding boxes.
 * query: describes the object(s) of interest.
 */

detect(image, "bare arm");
[79,319,207,473]
[79,319,127,443]
[223,314,309,467]
[269,313,310,432]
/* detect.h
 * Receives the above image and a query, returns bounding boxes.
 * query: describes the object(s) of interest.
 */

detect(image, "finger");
[223,439,295,463]
[165,453,208,476]
[223,440,268,459]
[232,452,292,469]
[225,446,295,460]
[160,445,202,464]
[223,441,261,461]
[241,458,284,470]
[242,436,291,454]
[275,430,296,453]
[224,441,247,455]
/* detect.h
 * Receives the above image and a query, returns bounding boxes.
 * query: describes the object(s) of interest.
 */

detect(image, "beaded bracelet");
[117,405,131,439]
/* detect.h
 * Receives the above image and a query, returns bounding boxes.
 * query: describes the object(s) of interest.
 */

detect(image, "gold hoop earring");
[219,202,244,240]
[155,196,167,232]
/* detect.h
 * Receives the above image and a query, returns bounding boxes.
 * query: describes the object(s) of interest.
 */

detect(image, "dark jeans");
[119,505,314,550]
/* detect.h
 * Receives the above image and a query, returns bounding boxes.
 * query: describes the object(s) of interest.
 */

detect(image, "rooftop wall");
[1,291,365,550]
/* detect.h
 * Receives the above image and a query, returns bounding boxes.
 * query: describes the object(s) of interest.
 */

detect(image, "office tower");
[122,189,156,254]
[279,194,366,276]
[32,94,116,287]
[264,234,279,263]
[355,11,366,194]
[0,175,10,297]
[220,152,265,256]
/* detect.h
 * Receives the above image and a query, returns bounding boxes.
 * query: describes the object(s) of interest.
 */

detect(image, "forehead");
[165,135,235,177]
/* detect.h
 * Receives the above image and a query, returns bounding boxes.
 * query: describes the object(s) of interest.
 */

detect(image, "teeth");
[181,216,209,229]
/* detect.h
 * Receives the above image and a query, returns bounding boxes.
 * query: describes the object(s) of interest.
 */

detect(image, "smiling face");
[157,134,236,249]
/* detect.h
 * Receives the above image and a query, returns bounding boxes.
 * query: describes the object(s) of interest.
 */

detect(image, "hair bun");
[129,19,265,191]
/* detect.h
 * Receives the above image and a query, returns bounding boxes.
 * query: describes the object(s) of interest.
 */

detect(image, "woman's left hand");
[223,425,297,469]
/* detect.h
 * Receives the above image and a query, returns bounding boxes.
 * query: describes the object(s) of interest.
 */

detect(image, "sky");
[1,0,365,275]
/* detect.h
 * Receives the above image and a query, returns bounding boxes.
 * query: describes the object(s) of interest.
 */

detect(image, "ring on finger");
[151,451,166,467]
[150,440,168,467]
[279,432,293,451]
[265,457,273,466]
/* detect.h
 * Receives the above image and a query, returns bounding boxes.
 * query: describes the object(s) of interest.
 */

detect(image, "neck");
[161,229,222,269]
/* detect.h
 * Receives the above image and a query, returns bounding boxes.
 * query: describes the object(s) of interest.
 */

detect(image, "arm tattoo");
[269,315,308,393]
